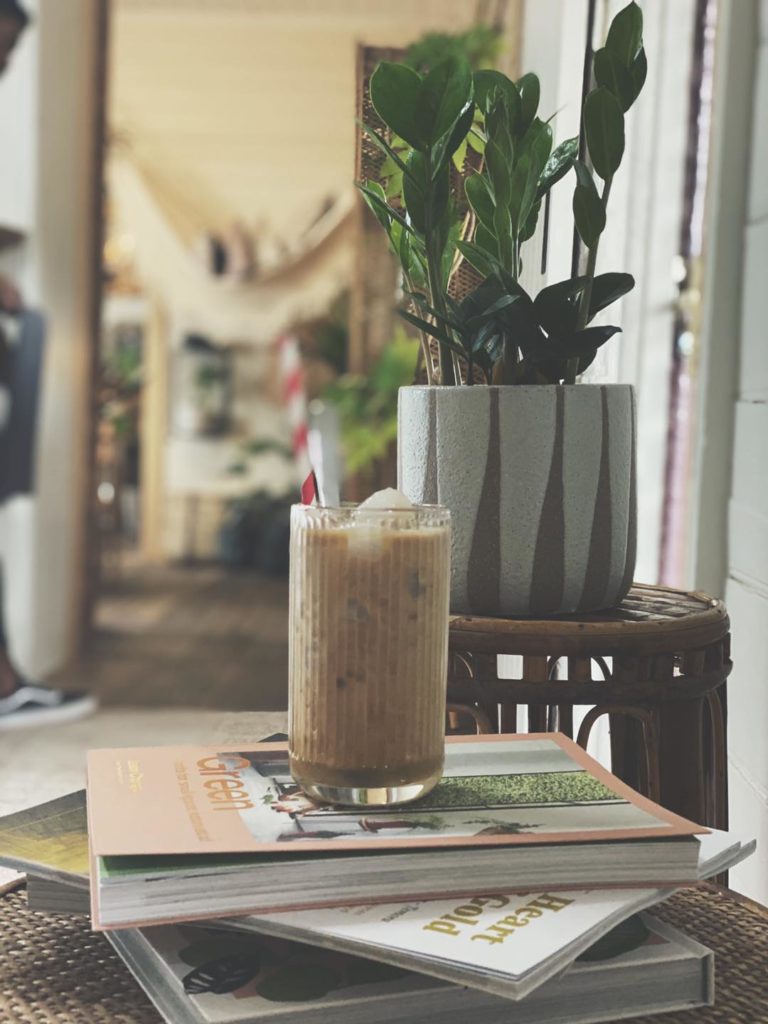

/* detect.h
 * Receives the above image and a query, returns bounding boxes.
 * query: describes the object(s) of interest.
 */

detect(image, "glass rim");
[292,502,449,516]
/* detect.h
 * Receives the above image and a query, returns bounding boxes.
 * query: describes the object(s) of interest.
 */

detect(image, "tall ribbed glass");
[288,504,451,807]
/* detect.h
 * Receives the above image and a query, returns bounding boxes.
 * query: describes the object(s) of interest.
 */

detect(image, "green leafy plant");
[228,438,294,476]
[376,25,497,207]
[404,23,502,74]
[358,55,475,385]
[324,328,419,473]
[460,69,577,281]
[358,1,647,387]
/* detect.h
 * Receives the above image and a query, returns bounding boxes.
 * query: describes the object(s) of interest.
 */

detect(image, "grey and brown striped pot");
[397,384,636,617]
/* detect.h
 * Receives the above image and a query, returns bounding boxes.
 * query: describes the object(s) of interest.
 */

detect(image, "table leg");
[705,683,728,832]
[610,655,645,792]
[523,656,548,732]
[610,714,641,790]
[658,698,706,824]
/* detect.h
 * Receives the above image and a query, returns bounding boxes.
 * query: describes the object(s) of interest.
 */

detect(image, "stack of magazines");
[0,731,755,1024]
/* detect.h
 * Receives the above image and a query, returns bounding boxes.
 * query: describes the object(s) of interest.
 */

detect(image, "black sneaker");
[0,683,97,730]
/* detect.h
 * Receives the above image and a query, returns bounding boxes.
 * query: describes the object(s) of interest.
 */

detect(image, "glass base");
[300,776,439,808]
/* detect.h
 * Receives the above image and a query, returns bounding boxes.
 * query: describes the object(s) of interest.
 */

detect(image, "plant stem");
[426,247,455,385]
[423,148,456,386]
[403,270,434,384]
[566,175,613,384]
[452,349,463,383]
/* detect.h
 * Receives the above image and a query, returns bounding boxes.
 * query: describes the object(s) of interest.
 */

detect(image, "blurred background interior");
[0,0,766,897]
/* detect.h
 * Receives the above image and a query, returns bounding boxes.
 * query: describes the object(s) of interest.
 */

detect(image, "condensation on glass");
[289,503,451,807]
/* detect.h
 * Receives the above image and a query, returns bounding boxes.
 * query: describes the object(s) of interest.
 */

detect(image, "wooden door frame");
[78,0,111,653]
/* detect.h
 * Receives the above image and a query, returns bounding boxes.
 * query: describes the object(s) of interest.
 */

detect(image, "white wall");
[721,0,768,903]
[691,0,768,902]
[0,0,99,677]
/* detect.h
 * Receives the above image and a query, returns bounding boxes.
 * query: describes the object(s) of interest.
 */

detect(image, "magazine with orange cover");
[86,732,706,858]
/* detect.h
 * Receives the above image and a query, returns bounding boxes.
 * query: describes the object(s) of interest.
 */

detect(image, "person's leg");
[0,552,18,698]
[0,543,97,729]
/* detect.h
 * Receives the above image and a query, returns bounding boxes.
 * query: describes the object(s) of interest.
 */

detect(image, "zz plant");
[357,1,647,386]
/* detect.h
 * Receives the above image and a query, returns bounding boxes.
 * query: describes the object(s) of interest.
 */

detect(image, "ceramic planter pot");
[397,384,637,617]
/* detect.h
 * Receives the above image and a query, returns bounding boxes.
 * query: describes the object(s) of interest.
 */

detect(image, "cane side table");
[447,582,731,830]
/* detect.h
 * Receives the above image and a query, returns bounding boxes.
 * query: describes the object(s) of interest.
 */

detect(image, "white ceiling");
[109,0,503,239]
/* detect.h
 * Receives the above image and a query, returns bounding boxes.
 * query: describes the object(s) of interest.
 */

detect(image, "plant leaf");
[577,349,599,375]
[508,154,535,237]
[357,122,424,190]
[527,119,553,176]
[431,159,451,227]
[605,1,644,66]
[537,136,579,197]
[379,155,400,178]
[571,162,605,249]
[468,292,521,326]
[467,126,486,154]
[357,183,418,239]
[415,55,473,145]
[516,72,540,135]
[494,202,514,270]
[456,239,501,278]
[440,218,462,287]
[471,319,502,354]
[494,121,515,166]
[516,121,553,232]
[485,138,511,206]
[476,223,499,258]
[588,272,635,319]
[452,134,469,172]
[533,276,589,334]
[384,172,403,200]
[630,47,648,104]
[402,152,430,234]
[584,87,625,180]
[405,291,461,329]
[545,324,621,359]
[573,186,605,248]
[465,173,496,232]
[369,62,424,150]
[473,69,520,121]
[358,180,392,233]
[594,47,636,112]
[398,229,427,290]
[444,100,476,159]
[397,309,459,350]
[519,199,541,243]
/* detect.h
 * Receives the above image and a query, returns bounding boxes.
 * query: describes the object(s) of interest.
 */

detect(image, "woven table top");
[449,582,730,656]
[0,883,766,1023]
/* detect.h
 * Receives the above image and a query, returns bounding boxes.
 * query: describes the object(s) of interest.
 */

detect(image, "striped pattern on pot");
[397,384,637,617]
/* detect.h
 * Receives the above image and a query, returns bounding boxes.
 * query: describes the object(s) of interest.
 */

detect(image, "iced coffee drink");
[288,499,451,807]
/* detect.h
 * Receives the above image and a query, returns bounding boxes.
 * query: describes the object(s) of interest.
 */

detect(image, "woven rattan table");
[0,884,766,1022]
[447,582,731,830]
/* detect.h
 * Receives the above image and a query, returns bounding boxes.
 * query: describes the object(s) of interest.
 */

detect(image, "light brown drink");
[288,504,451,806]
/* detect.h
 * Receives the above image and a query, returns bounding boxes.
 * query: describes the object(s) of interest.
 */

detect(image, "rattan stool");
[447,583,731,830]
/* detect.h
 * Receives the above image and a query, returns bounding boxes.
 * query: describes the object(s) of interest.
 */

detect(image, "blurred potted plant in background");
[96,339,143,542]
[323,327,419,476]
[403,23,502,73]
[221,437,297,573]
[358,2,647,616]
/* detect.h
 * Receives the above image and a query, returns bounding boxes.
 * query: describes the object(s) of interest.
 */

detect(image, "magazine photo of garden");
[224,737,681,845]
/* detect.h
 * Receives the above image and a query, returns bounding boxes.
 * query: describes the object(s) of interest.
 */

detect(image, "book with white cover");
[107,913,714,1024]
[227,885,707,1001]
